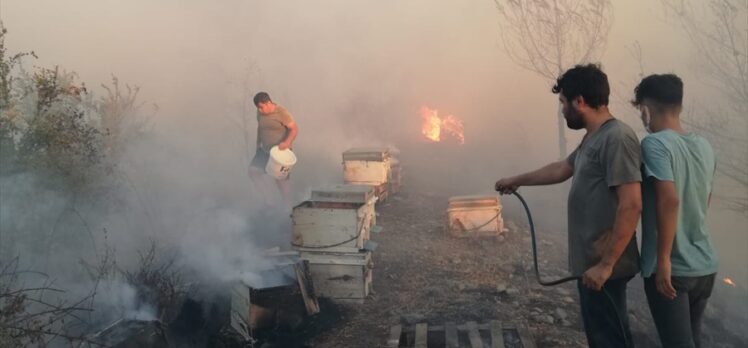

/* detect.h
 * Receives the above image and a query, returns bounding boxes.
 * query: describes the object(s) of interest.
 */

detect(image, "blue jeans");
[577,276,634,348]
[644,273,715,348]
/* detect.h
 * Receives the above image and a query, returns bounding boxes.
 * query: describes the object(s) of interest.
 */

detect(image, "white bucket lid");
[269,146,297,166]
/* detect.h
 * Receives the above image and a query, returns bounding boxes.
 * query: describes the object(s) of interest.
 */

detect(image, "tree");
[0,22,35,176]
[494,0,614,158]
[660,0,748,212]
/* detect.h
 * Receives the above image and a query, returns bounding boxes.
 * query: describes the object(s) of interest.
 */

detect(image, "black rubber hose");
[510,191,631,347]
[511,191,579,285]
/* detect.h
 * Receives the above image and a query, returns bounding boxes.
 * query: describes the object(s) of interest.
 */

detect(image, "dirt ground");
[300,187,745,348]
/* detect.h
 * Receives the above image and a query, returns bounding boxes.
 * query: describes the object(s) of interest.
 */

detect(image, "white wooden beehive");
[447,194,504,238]
[291,200,374,253]
[310,184,378,226]
[299,250,372,303]
[342,147,391,185]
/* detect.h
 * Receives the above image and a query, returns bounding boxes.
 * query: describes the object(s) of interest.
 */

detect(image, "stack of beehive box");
[291,184,378,303]
[342,147,391,202]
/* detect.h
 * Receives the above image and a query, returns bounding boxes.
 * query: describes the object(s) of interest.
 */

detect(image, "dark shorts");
[250,149,270,169]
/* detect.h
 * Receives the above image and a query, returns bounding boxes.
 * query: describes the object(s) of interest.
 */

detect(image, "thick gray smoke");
[1,0,745,338]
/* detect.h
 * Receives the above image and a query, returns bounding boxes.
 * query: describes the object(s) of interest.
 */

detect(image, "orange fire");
[420,106,442,142]
[724,277,737,287]
[419,106,465,144]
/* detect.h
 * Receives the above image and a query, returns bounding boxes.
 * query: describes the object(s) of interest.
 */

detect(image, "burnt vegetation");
[0,23,175,347]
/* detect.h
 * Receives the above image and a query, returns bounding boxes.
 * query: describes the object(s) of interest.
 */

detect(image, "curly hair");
[552,64,610,108]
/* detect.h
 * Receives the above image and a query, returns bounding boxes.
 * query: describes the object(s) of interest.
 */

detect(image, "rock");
[561,319,573,327]
[555,308,568,320]
[562,296,574,303]
[425,286,442,296]
[506,288,520,296]
[495,283,508,293]
[555,287,571,296]
[451,257,462,265]
[543,315,555,324]
[496,234,506,243]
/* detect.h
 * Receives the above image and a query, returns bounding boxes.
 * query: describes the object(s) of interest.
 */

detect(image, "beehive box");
[230,281,253,340]
[389,157,402,194]
[292,200,374,253]
[447,195,504,238]
[230,262,318,338]
[343,147,391,185]
[299,250,372,303]
[310,184,378,226]
[311,184,377,204]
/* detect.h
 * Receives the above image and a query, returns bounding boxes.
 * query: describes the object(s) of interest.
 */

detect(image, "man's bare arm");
[582,182,642,290]
[495,160,573,193]
[654,180,679,299]
[600,182,642,266]
[279,121,298,150]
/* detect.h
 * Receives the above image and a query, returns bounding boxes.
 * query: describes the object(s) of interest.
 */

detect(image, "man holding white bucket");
[249,92,299,207]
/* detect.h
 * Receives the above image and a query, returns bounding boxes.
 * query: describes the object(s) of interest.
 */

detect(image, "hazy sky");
[2,0,745,287]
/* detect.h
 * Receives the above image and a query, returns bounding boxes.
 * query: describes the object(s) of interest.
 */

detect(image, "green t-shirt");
[640,130,718,278]
[257,105,295,152]
[566,118,642,279]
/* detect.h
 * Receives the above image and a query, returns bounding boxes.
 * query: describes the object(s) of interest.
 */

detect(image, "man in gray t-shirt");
[496,64,641,348]
[566,118,641,280]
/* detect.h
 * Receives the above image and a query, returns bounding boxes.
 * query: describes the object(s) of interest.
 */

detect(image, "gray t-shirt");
[566,118,641,279]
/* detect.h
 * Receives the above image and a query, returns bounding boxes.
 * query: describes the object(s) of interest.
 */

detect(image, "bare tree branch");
[660,0,748,212]
[494,0,614,158]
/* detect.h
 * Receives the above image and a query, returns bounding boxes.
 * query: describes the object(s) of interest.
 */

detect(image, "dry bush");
[0,258,102,347]
[121,241,190,323]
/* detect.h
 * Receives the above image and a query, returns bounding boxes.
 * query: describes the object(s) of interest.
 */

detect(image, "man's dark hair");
[253,92,272,106]
[552,64,610,108]
[631,74,683,109]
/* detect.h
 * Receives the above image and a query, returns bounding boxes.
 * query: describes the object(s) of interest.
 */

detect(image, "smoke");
[1,0,746,337]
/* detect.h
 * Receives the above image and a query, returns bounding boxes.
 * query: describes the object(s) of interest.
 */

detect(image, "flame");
[420,106,441,142]
[724,277,737,287]
[419,106,465,144]
[442,115,465,145]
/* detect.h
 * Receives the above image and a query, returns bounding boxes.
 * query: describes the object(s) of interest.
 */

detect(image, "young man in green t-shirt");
[633,74,718,348]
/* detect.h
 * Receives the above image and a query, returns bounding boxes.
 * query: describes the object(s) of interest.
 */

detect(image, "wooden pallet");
[388,320,535,348]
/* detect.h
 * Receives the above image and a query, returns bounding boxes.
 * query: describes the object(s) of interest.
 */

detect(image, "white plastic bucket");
[265,146,297,180]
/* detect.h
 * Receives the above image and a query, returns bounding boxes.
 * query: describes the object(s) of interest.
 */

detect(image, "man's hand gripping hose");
[506,190,630,347]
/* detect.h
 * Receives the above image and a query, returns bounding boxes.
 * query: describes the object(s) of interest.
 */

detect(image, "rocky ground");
[300,187,745,348]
